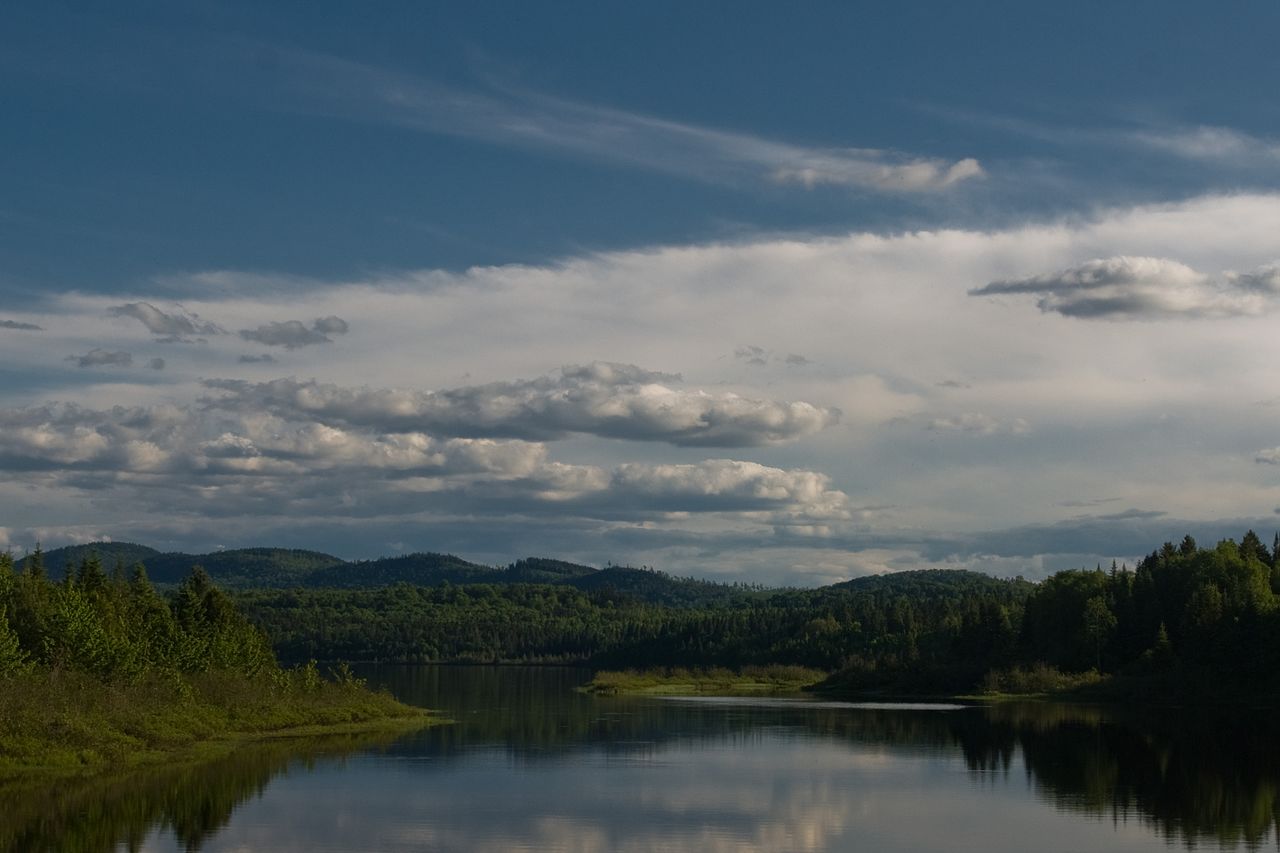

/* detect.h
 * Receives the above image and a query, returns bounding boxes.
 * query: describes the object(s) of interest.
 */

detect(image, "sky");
[3,2,1280,584]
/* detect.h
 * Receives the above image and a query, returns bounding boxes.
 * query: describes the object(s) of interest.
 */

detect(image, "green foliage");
[980,663,1104,695]
[0,554,425,773]
[0,611,30,677]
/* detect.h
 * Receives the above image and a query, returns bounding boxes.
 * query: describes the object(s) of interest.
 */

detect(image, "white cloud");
[10,193,1280,578]
[201,364,839,447]
[241,44,983,195]
[1256,448,1280,465]
[1130,125,1280,167]
[108,301,223,339]
[970,256,1280,319]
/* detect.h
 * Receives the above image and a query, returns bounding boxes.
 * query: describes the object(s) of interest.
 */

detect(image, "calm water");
[5,665,1280,852]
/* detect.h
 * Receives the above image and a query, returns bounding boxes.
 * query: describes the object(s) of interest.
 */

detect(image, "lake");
[4,665,1279,852]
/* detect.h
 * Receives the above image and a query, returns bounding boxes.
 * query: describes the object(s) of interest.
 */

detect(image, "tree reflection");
[0,729,409,853]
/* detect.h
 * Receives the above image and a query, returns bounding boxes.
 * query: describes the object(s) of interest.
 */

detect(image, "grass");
[0,725,423,852]
[0,667,438,776]
[967,663,1108,700]
[584,664,828,696]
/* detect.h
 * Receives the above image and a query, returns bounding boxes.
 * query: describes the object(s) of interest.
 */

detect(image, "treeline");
[234,569,1032,679]
[0,548,419,772]
[234,531,1280,698]
[0,548,272,680]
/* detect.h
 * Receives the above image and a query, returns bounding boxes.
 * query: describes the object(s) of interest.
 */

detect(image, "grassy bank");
[0,666,435,775]
[584,665,827,695]
[0,726,420,852]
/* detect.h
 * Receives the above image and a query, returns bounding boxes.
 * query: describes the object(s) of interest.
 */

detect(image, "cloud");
[311,315,349,335]
[0,401,849,538]
[233,43,982,195]
[239,316,350,348]
[238,353,277,364]
[201,363,838,447]
[1,319,43,331]
[1130,125,1280,167]
[147,357,165,371]
[928,413,1029,435]
[108,301,223,340]
[784,353,811,367]
[734,345,769,366]
[607,460,850,518]
[773,155,983,191]
[1256,448,1280,465]
[971,256,1280,319]
[68,349,133,368]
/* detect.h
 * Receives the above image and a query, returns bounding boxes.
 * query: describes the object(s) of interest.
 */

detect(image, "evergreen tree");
[0,610,28,676]
[24,543,45,581]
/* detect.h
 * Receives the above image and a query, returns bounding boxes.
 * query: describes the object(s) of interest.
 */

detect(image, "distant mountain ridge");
[14,540,758,605]
[13,540,1016,606]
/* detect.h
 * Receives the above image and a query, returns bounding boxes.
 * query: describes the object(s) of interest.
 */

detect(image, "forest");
[12,528,1280,701]
[228,530,1280,698]
[0,550,420,772]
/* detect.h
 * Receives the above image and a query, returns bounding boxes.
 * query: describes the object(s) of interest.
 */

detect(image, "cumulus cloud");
[108,301,223,340]
[1,319,43,331]
[0,401,849,534]
[734,345,769,366]
[239,316,351,348]
[971,256,1280,320]
[608,460,850,518]
[201,362,838,447]
[68,349,133,368]
[1228,263,1280,294]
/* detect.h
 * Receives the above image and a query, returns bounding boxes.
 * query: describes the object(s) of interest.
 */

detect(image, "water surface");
[5,665,1279,852]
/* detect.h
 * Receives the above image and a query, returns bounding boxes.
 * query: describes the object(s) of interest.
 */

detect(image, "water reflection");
[3,666,1279,851]
[0,729,411,853]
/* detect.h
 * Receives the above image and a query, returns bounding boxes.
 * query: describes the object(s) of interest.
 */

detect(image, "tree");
[0,611,29,676]
[24,544,45,581]
[1083,596,1117,671]
[1241,530,1270,565]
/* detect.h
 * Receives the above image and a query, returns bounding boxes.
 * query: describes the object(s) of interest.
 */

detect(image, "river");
[4,665,1279,852]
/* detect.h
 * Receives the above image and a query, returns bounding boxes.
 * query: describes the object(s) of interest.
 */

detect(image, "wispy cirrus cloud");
[1127,125,1280,168]
[247,44,983,195]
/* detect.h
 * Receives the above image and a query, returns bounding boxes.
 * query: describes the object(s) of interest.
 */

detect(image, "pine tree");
[0,610,29,676]
[24,544,45,581]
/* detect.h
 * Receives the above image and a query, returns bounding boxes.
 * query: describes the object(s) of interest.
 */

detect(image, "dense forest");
[236,531,1280,697]
[0,550,418,771]
[14,529,1280,698]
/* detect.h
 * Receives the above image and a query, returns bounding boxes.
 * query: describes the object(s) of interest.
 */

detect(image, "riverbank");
[584,665,827,695]
[0,668,438,776]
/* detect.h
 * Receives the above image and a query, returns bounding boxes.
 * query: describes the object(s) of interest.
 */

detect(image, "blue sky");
[3,2,1280,582]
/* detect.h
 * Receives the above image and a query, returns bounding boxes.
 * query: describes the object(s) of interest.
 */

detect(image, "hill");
[13,542,750,605]
[16,542,161,579]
